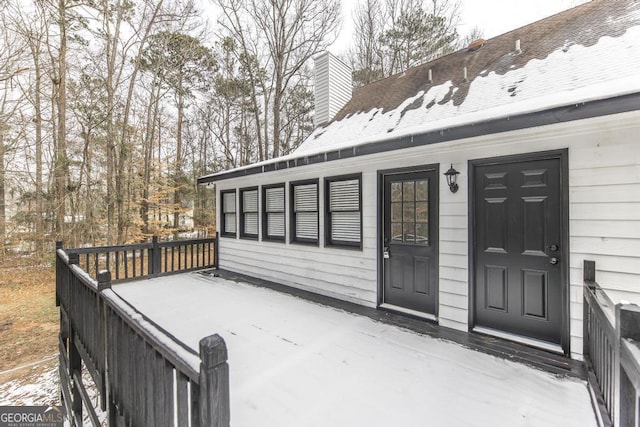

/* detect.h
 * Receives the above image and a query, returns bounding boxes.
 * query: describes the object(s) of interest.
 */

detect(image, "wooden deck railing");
[619,305,640,427]
[64,234,219,282]
[56,238,229,427]
[583,260,640,427]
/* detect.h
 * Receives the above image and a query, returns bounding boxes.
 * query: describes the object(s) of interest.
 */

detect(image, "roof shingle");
[296,0,640,155]
[199,0,640,182]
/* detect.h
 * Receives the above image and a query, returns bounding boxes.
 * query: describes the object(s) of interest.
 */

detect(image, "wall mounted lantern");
[444,164,460,193]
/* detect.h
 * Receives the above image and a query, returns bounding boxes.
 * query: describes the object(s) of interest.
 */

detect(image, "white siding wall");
[217,163,379,307]
[214,110,640,360]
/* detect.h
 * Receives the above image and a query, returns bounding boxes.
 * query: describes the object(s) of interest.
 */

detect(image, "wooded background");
[0,0,470,255]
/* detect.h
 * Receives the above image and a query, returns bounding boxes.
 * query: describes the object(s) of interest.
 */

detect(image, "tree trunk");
[34,54,44,253]
[103,0,124,244]
[0,132,5,243]
[173,84,184,232]
[54,0,68,241]
[115,139,126,244]
[141,82,160,235]
[81,127,94,244]
[272,74,282,158]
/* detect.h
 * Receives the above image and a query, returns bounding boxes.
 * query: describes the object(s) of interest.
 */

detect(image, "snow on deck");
[115,273,596,427]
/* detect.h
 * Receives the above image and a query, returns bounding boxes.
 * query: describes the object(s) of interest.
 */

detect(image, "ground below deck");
[115,272,596,427]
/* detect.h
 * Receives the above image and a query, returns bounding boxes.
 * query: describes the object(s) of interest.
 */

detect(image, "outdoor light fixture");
[444,164,460,193]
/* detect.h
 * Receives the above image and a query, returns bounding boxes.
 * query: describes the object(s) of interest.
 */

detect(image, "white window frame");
[240,187,259,239]
[221,190,237,237]
[263,184,286,241]
[290,179,319,245]
[325,174,362,248]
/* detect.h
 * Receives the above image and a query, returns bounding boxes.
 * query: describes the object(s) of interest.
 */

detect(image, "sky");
[330,0,590,53]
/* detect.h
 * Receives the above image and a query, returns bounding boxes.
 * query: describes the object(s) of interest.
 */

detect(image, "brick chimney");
[313,52,352,127]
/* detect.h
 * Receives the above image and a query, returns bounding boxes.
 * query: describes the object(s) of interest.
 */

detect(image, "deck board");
[115,271,596,427]
[215,269,585,378]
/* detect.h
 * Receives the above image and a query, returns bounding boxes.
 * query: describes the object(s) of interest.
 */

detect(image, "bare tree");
[51,0,71,241]
[349,0,385,86]
[212,3,268,161]
[142,30,216,232]
[91,0,181,242]
[215,0,340,159]
[0,4,28,243]
[8,0,52,252]
[351,0,461,85]
[0,0,228,250]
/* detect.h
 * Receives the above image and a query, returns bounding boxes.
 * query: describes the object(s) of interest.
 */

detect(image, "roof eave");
[197,91,640,184]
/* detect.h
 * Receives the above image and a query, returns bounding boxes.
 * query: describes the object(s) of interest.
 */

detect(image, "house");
[198,0,640,360]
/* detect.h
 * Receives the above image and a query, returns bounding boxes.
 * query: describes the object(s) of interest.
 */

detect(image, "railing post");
[199,334,230,427]
[63,248,83,425]
[97,270,116,423]
[584,260,596,284]
[619,304,640,342]
[96,270,110,414]
[617,304,640,427]
[55,242,63,307]
[214,231,219,269]
[97,270,112,292]
[149,235,161,277]
[66,251,79,341]
[69,327,83,425]
[584,260,595,358]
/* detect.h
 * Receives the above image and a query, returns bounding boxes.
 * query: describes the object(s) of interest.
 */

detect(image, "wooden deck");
[216,269,586,379]
[114,269,596,427]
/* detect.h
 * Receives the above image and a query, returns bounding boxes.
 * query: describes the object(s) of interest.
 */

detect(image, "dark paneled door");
[474,157,563,345]
[383,170,438,315]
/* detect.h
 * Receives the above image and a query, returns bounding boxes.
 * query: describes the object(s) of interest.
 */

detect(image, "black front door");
[473,155,564,346]
[382,169,438,315]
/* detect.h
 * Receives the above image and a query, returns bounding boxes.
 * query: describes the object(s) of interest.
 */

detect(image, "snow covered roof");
[199,0,640,183]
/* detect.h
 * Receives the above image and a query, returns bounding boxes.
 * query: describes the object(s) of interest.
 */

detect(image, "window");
[390,179,429,244]
[263,184,285,241]
[290,180,319,244]
[325,175,362,248]
[221,190,236,237]
[240,187,259,239]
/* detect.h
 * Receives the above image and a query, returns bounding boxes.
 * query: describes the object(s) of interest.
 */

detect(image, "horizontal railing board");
[73,335,103,400]
[585,281,616,328]
[64,238,218,254]
[58,337,75,425]
[61,236,218,283]
[73,370,101,427]
[158,238,218,248]
[584,365,614,427]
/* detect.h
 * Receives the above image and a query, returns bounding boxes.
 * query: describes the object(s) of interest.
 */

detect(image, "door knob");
[383,247,390,259]
[549,257,559,265]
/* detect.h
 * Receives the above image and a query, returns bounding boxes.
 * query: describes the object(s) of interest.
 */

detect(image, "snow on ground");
[0,361,60,406]
[1,359,106,425]
[115,273,597,427]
